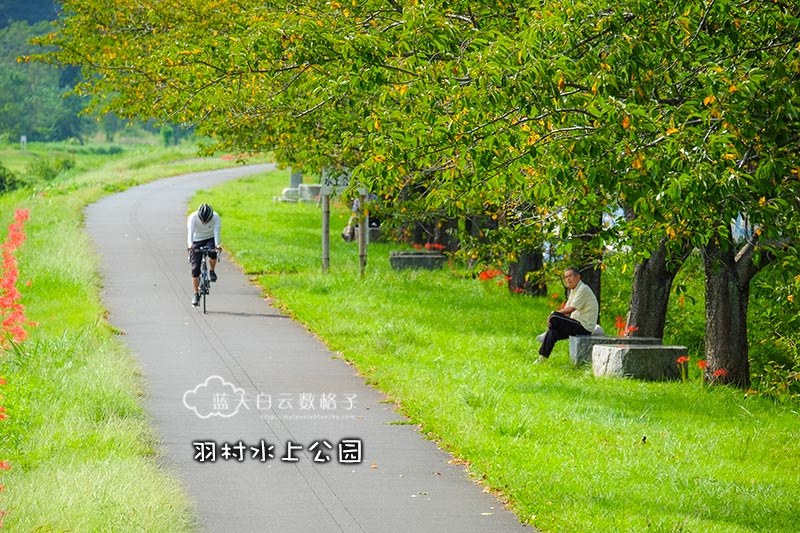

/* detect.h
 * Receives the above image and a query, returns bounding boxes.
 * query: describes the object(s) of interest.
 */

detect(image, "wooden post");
[357,188,367,277]
[321,193,330,273]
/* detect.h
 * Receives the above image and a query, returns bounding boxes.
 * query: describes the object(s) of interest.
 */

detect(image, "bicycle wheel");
[199,255,210,313]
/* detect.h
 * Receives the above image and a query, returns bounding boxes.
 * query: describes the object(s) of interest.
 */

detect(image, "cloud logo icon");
[183,375,246,419]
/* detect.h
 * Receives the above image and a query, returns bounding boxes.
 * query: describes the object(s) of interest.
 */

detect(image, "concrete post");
[321,193,330,273]
[290,168,303,188]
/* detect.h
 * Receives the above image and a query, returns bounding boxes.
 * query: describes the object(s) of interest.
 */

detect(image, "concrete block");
[355,226,383,243]
[569,335,662,366]
[592,344,688,381]
[298,184,322,203]
[389,251,446,270]
[274,187,300,202]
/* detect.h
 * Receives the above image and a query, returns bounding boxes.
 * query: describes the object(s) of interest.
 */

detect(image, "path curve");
[85,165,529,532]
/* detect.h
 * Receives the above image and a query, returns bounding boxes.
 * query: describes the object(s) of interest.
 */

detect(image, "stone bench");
[568,335,662,366]
[592,344,688,381]
[389,251,447,270]
[298,183,322,203]
[273,187,301,203]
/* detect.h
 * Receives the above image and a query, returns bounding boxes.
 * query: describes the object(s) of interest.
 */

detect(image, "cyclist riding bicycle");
[187,203,221,306]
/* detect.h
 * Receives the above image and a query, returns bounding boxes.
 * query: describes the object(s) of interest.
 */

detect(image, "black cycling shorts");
[190,238,217,277]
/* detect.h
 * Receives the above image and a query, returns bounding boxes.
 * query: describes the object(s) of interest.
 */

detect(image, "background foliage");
[35,0,799,388]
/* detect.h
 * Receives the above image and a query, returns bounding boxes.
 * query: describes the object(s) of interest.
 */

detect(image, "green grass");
[2,154,797,531]
[0,144,258,530]
[202,170,800,533]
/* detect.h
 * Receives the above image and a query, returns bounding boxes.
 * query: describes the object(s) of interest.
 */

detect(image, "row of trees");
[0,21,93,143]
[0,20,187,145]
[0,0,56,27]
[36,0,800,387]
[0,1,83,143]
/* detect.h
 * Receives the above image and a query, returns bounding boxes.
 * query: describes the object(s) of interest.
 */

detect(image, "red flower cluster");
[478,269,512,286]
[614,316,639,337]
[1,210,35,349]
[1,210,33,525]
[412,242,446,251]
[695,359,726,378]
[676,357,728,383]
[478,269,504,281]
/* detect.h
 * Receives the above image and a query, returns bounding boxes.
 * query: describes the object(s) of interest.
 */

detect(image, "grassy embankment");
[199,169,800,533]
[0,143,249,531]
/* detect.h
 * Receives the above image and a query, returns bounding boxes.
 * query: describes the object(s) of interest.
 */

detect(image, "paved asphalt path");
[85,165,530,532]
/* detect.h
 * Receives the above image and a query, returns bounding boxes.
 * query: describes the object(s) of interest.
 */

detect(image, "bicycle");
[192,246,220,314]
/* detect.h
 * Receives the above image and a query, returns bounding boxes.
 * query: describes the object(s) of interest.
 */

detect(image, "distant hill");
[0,0,57,27]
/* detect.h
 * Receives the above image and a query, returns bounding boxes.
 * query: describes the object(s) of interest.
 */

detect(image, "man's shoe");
[191,292,200,306]
[533,355,548,364]
[536,332,546,343]
[210,271,218,282]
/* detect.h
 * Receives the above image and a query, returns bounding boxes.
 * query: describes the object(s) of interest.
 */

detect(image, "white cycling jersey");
[187,211,221,248]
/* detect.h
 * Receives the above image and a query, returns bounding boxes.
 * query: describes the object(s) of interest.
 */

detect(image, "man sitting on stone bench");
[536,267,599,363]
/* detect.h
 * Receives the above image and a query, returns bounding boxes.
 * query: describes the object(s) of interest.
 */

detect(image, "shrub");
[0,163,20,194]
[24,156,74,182]
[756,358,800,400]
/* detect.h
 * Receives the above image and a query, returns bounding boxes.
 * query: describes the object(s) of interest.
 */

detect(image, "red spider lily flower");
[1,209,33,349]
[697,360,708,370]
[478,269,503,281]
[551,293,559,299]
[713,368,728,377]
[412,243,422,249]
[676,356,689,364]
[0,461,10,470]
[615,316,636,336]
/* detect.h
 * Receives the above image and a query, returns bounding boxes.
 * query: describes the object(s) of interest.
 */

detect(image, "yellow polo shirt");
[566,281,599,331]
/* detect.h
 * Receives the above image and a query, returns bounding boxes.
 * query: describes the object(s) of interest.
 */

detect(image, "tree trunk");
[508,251,547,296]
[571,216,604,314]
[701,239,751,388]
[579,265,602,315]
[626,240,690,339]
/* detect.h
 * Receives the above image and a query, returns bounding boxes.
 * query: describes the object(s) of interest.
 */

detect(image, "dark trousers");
[539,312,591,357]
[189,238,217,277]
